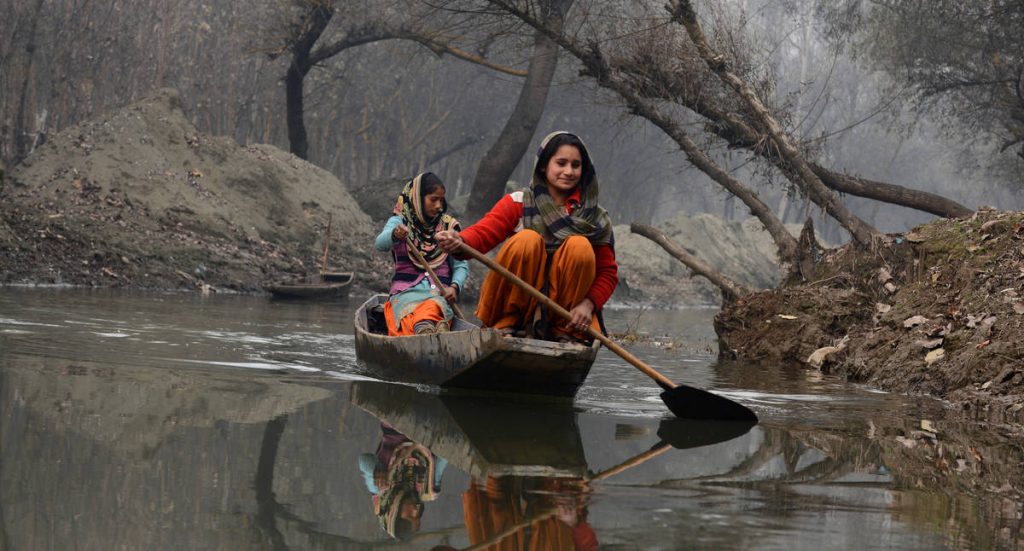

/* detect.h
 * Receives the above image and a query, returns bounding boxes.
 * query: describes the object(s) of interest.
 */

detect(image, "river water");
[1,288,1021,550]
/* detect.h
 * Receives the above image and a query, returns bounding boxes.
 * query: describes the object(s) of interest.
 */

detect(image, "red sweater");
[459,191,619,309]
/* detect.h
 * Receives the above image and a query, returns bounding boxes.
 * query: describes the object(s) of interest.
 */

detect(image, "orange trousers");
[384,299,445,336]
[476,230,598,339]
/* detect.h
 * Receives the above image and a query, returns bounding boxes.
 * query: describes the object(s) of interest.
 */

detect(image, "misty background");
[2,0,1021,246]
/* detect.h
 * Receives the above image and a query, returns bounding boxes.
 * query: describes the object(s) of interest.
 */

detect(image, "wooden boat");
[267,213,353,300]
[350,380,589,478]
[266,271,353,299]
[353,294,600,398]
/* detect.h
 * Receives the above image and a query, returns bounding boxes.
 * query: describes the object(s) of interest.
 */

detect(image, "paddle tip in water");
[660,384,759,423]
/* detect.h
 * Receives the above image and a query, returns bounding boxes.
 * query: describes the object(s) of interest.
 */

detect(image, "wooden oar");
[456,242,757,422]
[405,236,465,320]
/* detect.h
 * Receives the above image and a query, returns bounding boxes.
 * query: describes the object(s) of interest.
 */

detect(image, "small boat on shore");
[266,271,353,300]
[353,294,600,398]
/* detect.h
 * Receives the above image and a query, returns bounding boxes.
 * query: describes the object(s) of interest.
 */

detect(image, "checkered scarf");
[521,131,613,253]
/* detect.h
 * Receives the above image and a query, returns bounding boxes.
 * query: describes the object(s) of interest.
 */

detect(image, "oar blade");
[660,384,758,422]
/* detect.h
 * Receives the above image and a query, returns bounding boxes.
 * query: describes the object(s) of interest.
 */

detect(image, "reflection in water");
[350,382,755,550]
[360,423,447,540]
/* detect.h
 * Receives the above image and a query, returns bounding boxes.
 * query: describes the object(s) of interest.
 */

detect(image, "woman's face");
[423,187,446,219]
[543,145,582,198]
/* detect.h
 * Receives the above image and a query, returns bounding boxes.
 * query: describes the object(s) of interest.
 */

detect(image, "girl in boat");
[375,172,468,336]
[436,131,618,343]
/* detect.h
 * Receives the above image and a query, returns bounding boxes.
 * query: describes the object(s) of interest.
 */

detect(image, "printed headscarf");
[521,131,614,253]
[392,172,460,270]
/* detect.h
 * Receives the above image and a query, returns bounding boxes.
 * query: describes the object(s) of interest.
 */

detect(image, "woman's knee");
[500,229,545,259]
[559,236,595,264]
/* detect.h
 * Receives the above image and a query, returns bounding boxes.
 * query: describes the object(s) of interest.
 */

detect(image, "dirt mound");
[0,88,385,292]
[614,213,809,305]
[717,209,1024,424]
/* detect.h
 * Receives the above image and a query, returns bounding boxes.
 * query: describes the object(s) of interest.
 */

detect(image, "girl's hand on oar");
[441,285,458,303]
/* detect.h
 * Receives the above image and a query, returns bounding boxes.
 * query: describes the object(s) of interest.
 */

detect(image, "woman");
[436,131,617,342]
[375,172,468,336]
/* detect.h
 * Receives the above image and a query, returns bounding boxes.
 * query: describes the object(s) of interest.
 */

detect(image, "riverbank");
[716,209,1024,426]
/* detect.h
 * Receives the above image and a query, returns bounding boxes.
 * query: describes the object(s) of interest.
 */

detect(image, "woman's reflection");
[460,475,598,551]
[358,423,448,541]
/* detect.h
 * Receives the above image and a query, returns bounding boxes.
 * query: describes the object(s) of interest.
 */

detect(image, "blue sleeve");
[451,257,469,291]
[374,215,404,251]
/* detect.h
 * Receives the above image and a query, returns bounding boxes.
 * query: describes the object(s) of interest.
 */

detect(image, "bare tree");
[465,0,572,219]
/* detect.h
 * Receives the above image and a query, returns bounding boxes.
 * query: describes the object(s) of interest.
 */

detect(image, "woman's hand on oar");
[404,236,464,320]
[450,240,758,423]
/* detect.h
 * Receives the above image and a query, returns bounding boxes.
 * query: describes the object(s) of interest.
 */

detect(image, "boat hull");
[267,272,353,299]
[353,294,598,398]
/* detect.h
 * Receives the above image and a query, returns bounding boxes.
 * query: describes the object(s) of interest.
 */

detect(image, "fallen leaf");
[920,419,937,433]
[878,267,892,283]
[904,315,929,328]
[876,303,892,314]
[777,314,798,320]
[884,282,897,294]
[906,232,925,243]
[916,338,944,349]
[931,271,941,283]
[976,339,991,350]
[1014,302,1024,315]
[925,348,945,364]
[967,245,980,252]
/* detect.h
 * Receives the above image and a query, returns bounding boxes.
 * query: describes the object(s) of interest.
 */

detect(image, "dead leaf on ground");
[976,339,991,350]
[876,303,892,314]
[777,314,798,320]
[904,315,929,328]
[906,232,925,243]
[1014,302,1024,314]
[925,348,945,364]
[916,338,944,349]
[920,419,937,433]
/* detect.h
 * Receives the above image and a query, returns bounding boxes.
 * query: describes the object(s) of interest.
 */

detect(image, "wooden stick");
[405,237,465,320]
[319,213,333,279]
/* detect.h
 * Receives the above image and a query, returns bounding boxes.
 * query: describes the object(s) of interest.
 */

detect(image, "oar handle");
[457,243,677,391]
[406,237,465,320]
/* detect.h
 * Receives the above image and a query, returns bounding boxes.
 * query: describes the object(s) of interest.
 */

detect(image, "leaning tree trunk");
[669,0,881,245]
[465,0,572,220]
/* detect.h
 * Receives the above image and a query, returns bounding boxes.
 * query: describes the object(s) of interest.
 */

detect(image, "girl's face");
[543,145,582,198]
[423,187,446,218]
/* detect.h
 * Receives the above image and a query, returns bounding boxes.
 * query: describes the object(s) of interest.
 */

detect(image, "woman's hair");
[534,133,594,189]
[419,172,445,198]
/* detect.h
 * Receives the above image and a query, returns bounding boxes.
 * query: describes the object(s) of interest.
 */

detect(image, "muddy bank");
[0,88,386,294]
[717,209,1024,424]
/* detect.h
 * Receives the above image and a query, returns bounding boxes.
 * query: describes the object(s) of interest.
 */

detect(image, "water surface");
[1,288,1020,549]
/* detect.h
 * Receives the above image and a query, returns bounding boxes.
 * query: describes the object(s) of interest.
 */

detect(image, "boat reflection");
[350,381,756,549]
